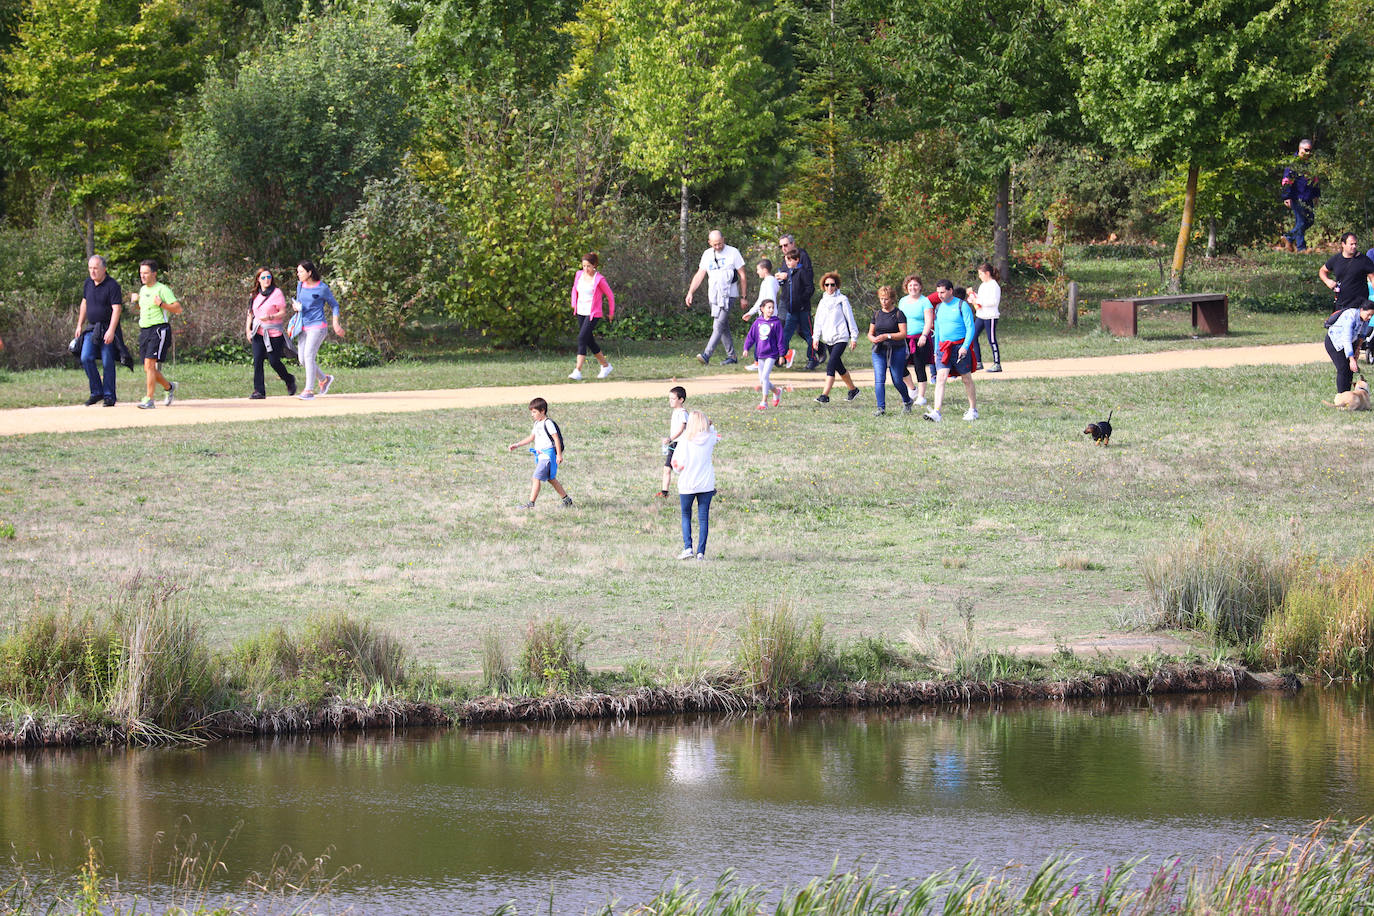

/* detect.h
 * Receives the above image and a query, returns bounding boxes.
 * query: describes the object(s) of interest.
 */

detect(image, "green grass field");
[2,356,1370,675]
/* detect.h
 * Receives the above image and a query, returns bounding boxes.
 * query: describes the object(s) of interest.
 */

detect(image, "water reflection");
[3,689,1373,914]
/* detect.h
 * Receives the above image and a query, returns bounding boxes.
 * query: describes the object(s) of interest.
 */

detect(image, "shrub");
[1261,551,1374,680]
[322,172,458,359]
[0,610,121,707]
[1235,291,1332,314]
[1142,523,1294,645]
[519,616,590,694]
[226,625,300,694]
[297,613,408,689]
[172,9,415,265]
[734,603,824,697]
[317,341,382,369]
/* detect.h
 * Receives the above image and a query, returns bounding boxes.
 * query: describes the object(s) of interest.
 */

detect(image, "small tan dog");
[1331,377,1371,411]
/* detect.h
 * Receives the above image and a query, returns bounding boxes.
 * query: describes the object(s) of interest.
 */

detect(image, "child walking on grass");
[742,299,785,409]
[658,386,689,498]
[507,397,573,509]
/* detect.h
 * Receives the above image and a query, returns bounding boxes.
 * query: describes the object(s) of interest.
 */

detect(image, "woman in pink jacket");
[568,252,615,380]
[245,266,298,398]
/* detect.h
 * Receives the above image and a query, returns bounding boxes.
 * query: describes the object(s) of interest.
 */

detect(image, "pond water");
[3,688,1373,914]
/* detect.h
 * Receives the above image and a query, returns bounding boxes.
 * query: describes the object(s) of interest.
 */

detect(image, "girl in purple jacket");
[743,299,785,409]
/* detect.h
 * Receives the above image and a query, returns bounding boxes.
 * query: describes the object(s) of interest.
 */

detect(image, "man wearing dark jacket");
[1280,139,1320,253]
[777,234,817,369]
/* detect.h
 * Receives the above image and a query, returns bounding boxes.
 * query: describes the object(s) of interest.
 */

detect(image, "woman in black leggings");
[811,272,860,403]
[568,252,615,380]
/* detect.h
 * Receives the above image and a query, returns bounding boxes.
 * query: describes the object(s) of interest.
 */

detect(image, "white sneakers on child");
[677,548,696,560]
[598,364,614,379]
[963,408,979,421]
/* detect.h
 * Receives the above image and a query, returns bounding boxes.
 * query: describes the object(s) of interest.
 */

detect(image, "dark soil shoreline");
[0,663,1299,750]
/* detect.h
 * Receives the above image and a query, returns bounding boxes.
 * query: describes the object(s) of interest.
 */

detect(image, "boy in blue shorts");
[507,397,573,509]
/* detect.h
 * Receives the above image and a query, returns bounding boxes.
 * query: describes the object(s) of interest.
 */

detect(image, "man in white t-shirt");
[684,229,747,365]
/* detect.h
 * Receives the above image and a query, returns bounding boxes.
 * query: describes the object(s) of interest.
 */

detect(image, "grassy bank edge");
[0,658,1296,749]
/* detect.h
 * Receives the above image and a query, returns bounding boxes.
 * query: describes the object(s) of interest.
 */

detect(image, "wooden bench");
[1099,293,1228,337]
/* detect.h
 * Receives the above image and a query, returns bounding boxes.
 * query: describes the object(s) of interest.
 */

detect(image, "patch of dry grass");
[1,364,1371,672]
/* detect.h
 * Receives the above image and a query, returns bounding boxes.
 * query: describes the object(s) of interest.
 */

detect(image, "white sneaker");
[163,380,177,406]
[745,361,759,370]
[923,409,942,422]
[137,397,155,410]
[695,553,706,561]
[677,548,696,560]
[597,364,613,379]
[568,369,583,380]
[914,395,928,406]
[963,408,979,421]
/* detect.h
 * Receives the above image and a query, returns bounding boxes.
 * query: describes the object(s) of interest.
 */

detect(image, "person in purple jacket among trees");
[742,298,786,410]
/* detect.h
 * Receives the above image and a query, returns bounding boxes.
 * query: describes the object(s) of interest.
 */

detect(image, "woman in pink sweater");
[568,252,615,380]
[245,267,298,398]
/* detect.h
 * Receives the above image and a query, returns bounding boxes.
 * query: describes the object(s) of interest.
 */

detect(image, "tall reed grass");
[3,822,353,915]
[734,603,824,698]
[1142,523,1294,645]
[1262,550,1374,680]
[571,821,1374,915]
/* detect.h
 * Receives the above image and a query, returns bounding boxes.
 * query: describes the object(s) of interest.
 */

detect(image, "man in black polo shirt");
[74,255,124,406]
[1320,232,1374,311]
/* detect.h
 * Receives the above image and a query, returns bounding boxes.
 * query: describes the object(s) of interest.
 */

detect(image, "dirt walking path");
[0,342,1323,437]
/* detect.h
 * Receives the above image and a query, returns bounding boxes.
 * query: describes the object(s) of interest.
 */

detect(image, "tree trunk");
[84,202,95,259]
[1205,217,1216,259]
[1169,163,1198,293]
[679,178,689,286]
[994,167,1011,284]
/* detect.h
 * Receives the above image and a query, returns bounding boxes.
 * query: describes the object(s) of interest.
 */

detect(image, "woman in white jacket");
[810,272,861,404]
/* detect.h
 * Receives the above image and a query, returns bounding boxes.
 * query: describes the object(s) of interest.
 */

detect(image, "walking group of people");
[70,256,346,407]
[676,230,1005,422]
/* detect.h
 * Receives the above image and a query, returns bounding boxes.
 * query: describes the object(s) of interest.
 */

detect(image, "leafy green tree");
[412,0,579,95]
[172,9,414,265]
[606,0,778,279]
[418,91,616,346]
[876,0,1076,282]
[1,0,178,256]
[1067,0,1329,289]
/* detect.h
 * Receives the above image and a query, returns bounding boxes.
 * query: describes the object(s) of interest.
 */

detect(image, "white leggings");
[757,357,777,399]
[299,325,328,392]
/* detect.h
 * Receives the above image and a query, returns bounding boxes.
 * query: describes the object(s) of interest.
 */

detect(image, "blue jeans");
[781,308,815,362]
[80,330,117,400]
[870,346,910,411]
[1286,201,1314,251]
[679,490,714,554]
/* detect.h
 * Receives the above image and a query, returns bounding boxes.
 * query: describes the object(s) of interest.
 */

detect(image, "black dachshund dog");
[1083,410,1113,446]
